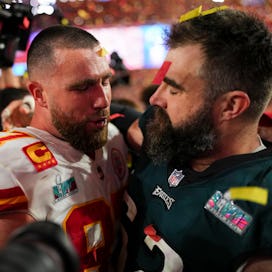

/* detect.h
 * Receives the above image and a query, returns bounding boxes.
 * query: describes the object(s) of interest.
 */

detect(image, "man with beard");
[122,7,272,272]
[0,25,129,272]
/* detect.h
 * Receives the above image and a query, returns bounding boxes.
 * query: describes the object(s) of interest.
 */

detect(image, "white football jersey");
[0,123,128,271]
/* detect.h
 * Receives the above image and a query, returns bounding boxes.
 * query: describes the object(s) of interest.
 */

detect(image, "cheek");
[167,100,202,127]
[53,95,87,119]
[166,109,179,126]
[164,96,186,126]
[105,86,112,102]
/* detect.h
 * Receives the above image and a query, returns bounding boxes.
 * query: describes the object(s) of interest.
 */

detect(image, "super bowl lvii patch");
[204,190,252,235]
[53,175,78,202]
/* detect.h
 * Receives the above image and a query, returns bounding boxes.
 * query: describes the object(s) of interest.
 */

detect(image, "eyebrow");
[68,72,113,90]
[68,79,96,90]
[164,76,184,91]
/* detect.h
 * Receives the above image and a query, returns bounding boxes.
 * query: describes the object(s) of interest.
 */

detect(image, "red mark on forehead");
[152,61,172,85]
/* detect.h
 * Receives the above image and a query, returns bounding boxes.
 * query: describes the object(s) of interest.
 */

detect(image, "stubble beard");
[143,104,217,166]
[51,107,109,155]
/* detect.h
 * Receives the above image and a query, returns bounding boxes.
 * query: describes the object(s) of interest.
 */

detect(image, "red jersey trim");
[0,186,28,212]
[109,113,125,121]
[0,131,33,147]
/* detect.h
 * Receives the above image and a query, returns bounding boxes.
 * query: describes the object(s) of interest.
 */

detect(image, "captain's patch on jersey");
[22,141,57,172]
[204,191,252,235]
[111,148,126,180]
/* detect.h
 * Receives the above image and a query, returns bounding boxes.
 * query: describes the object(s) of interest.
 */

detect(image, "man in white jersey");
[0,25,128,272]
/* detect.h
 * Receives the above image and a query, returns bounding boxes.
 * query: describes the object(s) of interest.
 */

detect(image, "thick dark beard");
[51,107,108,155]
[143,105,216,166]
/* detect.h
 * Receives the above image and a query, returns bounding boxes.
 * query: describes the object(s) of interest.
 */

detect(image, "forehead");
[53,47,110,77]
[165,44,204,79]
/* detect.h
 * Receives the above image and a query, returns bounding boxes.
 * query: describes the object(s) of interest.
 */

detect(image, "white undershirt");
[253,135,267,153]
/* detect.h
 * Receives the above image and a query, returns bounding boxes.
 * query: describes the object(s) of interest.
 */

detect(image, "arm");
[240,259,272,272]
[110,102,143,151]
[0,68,21,88]
[126,118,143,152]
[1,96,34,130]
[0,165,35,248]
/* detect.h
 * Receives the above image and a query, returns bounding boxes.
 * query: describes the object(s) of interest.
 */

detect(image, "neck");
[191,133,263,172]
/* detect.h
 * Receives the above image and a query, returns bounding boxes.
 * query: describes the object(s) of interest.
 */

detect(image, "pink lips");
[95,118,108,129]
[87,117,108,130]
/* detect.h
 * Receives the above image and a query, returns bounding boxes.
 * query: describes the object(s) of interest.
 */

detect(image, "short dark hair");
[165,9,272,118]
[27,25,99,78]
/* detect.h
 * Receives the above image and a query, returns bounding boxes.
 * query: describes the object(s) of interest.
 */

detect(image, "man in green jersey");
[122,7,272,272]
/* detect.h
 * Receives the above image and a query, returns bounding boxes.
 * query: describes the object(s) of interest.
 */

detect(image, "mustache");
[147,105,172,126]
[85,109,110,122]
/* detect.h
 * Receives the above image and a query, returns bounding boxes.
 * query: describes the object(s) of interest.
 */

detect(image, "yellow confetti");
[97,47,108,57]
[23,71,28,79]
[179,6,202,23]
[77,9,90,20]
[61,18,69,26]
[94,45,108,57]
[202,6,228,16]
[229,186,268,206]
[179,5,228,23]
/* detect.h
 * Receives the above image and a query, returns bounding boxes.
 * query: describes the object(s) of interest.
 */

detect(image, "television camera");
[0,0,33,68]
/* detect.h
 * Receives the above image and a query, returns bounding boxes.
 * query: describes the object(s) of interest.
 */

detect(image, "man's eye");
[169,88,179,95]
[74,83,90,91]
[102,79,110,86]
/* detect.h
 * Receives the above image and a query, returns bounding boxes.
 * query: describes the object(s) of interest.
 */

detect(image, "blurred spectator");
[110,51,130,88]
[140,84,158,109]
[0,68,21,89]
[259,99,272,142]
[112,97,142,112]
[0,87,34,130]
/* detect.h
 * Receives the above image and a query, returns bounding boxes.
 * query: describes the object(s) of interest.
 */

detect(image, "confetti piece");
[201,6,228,16]
[179,6,202,23]
[228,187,268,206]
[152,61,172,85]
[97,47,108,57]
[179,5,228,23]
[94,45,108,57]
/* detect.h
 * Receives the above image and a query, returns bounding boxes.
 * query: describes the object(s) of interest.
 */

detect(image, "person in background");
[140,84,158,110]
[0,87,34,130]
[123,7,272,272]
[0,67,21,89]
[0,25,129,272]
[258,99,272,143]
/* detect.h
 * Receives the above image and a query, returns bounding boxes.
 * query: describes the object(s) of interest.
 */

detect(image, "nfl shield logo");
[168,169,184,187]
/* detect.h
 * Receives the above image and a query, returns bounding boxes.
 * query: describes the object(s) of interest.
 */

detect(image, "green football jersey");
[123,148,272,272]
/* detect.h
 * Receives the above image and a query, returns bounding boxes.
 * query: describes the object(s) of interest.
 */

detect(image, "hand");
[127,119,143,152]
[1,95,34,130]
[241,258,272,272]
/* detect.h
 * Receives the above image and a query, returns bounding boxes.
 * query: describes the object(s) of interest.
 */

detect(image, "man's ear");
[216,91,250,121]
[27,81,48,108]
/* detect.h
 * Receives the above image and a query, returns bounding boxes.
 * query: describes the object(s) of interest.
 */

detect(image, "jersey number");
[63,200,114,272]
[144,224,183,272]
